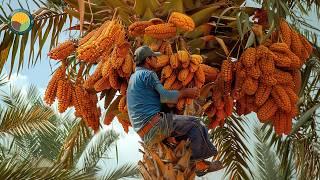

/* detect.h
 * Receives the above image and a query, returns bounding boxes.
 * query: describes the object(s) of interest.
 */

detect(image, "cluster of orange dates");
[46,12,313,135]
[205,20,313,134]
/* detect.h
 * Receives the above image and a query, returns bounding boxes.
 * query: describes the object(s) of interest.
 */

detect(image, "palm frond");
[253,124,281,180]
[101,163,138,180]
[1,84,44,109]
[13,111,78,162]
[292,135,320,179]
[0,155,94,180]
[0,134,15,160]
[277,141,296,180]
[313,141,320,155]
[0,85,26,107]
[0,85,55,137]
[0,1,71,76]
[57,118,92,169]
[64,0,131,24]
[0,74,7,87]
[77,129,119,172]
[212,114,253,180]
[300,58,320,98]
[291,57,320,135]
[25,84,43,105]
[46,0,68,10]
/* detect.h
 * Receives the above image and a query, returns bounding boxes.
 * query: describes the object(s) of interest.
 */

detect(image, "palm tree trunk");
[138,140,196,180]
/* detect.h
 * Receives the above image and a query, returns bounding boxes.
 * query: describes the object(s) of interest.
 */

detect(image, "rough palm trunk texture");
[138,140,196,180]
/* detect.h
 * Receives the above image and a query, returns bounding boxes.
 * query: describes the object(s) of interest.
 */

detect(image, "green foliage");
[77,130,119,172]
[253,125,280,180]
[253,124,296,180]
[0,85,56,137]
[212,115,253,180]
[0,1,70,76]
[0,83,137,179]
[0,155,95,180]
[102,163,139,180]
[57,118,92,169]
[291,57,320,179]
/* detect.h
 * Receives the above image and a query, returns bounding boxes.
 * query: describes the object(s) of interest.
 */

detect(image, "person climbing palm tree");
[127,46,223,177]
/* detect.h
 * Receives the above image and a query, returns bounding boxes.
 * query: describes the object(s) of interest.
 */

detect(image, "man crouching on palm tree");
[127,46,223,177]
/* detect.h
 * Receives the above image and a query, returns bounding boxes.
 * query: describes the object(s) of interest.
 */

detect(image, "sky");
[1,0,320,179]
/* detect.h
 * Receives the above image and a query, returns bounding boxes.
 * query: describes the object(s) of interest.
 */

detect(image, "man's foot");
[195,160,224,177]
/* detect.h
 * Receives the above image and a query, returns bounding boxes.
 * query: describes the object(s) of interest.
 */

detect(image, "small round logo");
[8,9,34,35]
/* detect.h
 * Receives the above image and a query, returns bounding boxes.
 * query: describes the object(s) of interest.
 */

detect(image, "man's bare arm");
[155,84,200,104]
[178,88,200,99]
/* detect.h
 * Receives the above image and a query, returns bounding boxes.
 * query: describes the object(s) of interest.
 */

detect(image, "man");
[127,46,223,176]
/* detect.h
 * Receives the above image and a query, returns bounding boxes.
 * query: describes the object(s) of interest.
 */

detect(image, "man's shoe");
[195,160,224,177]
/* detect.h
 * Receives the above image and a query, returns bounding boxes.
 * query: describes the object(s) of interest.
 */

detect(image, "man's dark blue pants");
[143,113,218,161]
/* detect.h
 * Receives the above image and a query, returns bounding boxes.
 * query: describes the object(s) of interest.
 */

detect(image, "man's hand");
[179,88,200,99]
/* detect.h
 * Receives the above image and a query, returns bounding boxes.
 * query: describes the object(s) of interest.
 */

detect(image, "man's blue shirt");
[127,67,179,131]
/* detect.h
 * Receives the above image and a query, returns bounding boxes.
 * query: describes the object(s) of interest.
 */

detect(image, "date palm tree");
[0,81,138,179]
[0,0,319,179]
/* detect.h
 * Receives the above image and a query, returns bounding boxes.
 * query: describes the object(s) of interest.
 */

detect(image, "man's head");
[134,45,161,66]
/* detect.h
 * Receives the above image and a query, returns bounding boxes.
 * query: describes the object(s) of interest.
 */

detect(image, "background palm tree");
[0,0,319,179]
[0,80,138,179]
[252,124,295,180]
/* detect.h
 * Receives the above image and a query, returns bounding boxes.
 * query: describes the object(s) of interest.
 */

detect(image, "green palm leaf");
[212,115,253,180]
[0,85,55,137]
[0,83,138,179]
[101,163,138,180]
[253,124,281,180]
[291,129,320,179]
[0,2,70,76]
[77,129,119,172]
[0,155,94,180]
[0,74,8,86]
[13,111,82,162]
[57,118,92,169]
